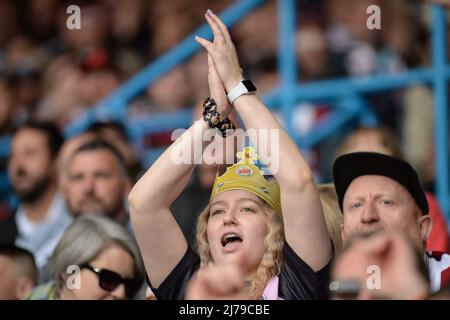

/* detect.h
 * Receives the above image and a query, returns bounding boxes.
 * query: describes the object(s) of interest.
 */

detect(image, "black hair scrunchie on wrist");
[202,97,235,137]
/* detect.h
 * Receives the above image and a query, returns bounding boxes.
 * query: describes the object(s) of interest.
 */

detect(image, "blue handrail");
[431,5,450,224]
[278,0,297,136]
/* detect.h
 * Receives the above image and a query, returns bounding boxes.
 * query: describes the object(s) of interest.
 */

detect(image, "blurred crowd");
[0,0,441,189]
[0,0,449,300]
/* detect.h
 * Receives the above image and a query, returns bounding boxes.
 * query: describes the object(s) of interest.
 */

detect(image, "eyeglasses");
[82,264,141,298]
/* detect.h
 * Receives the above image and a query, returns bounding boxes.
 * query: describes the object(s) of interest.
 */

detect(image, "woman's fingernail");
[206,9,213,16]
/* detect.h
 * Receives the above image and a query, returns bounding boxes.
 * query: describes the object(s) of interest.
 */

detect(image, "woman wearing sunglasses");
[26,215,144,300]
[128,10,332,300]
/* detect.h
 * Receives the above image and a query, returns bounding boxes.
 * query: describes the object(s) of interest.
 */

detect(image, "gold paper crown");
[210,147,282,214]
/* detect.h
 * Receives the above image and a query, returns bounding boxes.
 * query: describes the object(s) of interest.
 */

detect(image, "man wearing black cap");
[333,152,450,292]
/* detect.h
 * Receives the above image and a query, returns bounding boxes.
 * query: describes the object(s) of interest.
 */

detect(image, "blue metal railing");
[278,0,297,136]
[431,5,450,223]
[0,136,10,158]
[0,136,11,201]
[0,0,448,223]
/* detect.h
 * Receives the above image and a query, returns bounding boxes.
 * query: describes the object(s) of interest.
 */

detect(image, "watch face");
[242,79,257,92]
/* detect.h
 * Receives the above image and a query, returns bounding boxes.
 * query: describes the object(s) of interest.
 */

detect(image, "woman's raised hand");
[195,9,243,93]
[207,53,232,119]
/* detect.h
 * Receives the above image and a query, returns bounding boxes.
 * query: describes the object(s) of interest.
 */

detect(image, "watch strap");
[227,79,256,104]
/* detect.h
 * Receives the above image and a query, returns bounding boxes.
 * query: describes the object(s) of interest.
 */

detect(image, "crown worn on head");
[210,147,282,214]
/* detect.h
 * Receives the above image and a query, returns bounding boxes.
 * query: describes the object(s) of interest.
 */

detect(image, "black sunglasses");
[82,264,141,298]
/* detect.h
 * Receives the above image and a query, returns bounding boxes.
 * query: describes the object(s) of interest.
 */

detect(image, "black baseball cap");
[333,152,428,215]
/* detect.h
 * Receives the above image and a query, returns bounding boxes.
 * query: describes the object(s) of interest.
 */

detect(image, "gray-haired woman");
[26,215,145,300]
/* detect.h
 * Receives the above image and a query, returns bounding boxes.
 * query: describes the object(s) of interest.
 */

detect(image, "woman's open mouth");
[221,232,243,248]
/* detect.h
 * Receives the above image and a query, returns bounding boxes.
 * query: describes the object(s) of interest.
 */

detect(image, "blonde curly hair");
[195,199,284,299]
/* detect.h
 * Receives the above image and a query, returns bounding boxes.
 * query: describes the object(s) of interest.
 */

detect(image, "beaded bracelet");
[202,97,235,137]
